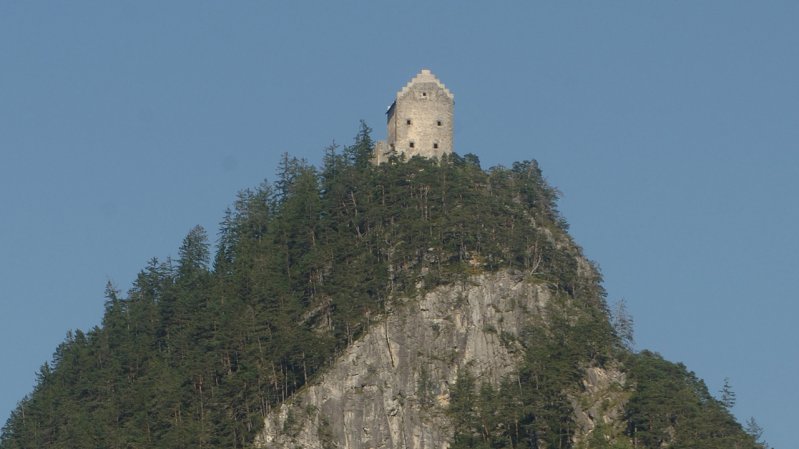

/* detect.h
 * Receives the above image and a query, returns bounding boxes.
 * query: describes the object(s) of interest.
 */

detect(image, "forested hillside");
[1,124,764,449]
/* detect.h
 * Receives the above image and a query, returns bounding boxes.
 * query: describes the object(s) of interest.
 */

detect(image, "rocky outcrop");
[256,272,544,448]
[255,271,626,449]
[571,366,628,447]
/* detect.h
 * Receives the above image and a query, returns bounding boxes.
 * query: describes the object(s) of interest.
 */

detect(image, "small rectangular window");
[409,142,415,148]
[437,120,442,126]
[433,143,439,149]
[406,119,412,125]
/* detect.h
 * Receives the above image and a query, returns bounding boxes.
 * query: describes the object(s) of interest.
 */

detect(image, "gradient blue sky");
[1,2,796,447]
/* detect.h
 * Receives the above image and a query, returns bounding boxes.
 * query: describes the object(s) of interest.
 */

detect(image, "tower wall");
[375,69,454,163]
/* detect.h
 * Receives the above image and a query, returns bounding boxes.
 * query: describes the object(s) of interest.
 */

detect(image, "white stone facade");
[374,69,454,163]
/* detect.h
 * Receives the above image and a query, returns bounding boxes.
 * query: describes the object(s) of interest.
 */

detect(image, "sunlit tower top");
[374,69,454,163]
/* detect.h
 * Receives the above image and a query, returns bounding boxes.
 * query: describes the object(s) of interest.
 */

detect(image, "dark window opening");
[433,143,439,149]
[422,92,427,97]
[406,119,412,125]
[409,142,415,148]
[437,120,442,126]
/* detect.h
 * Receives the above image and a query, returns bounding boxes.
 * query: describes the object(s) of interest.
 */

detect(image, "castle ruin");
[374,69,454,163]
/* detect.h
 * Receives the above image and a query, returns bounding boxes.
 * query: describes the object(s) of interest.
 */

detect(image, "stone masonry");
[374,69,454,163]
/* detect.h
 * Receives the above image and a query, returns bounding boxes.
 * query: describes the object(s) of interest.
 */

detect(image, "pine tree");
[611,298,635,351]
[745,417,768,449]
[720,377,737,409]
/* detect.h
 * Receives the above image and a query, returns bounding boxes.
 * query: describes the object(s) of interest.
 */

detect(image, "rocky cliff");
[256,271,625,449]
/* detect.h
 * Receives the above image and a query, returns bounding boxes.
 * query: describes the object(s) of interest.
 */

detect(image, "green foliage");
[447,310,760,449]
[624,351,758,449]
[1,123,754,449]
[610,298,634,351]
[745,417,769,449]
[1,124,586,449]
[448,294,616,449]
[720,377,736,410]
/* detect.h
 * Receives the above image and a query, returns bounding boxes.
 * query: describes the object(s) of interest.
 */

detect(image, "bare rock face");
[571,366,629,447]
[255,272,546,449]
[255,271,626,449]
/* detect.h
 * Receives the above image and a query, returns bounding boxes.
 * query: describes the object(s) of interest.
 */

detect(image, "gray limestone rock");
[255,271,627,449]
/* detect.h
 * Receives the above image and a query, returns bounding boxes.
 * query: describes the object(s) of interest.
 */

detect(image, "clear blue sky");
[1,2,796,447]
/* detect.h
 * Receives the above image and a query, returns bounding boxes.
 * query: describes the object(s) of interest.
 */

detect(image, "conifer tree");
[720,377,737,409]
[611,298,635,351]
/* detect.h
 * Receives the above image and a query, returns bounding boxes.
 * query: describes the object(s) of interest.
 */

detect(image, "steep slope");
[0,130,762,449]
[256,271,627,449]
[258,272,548,448]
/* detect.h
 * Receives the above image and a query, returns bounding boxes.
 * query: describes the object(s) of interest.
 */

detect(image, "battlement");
[374,69,454,164]
[397,69,454,101]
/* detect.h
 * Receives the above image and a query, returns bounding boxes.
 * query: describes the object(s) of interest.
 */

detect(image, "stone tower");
[374,69,454,163]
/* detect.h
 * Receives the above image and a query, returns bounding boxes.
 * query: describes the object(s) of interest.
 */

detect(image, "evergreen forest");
[0,124,765,449]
